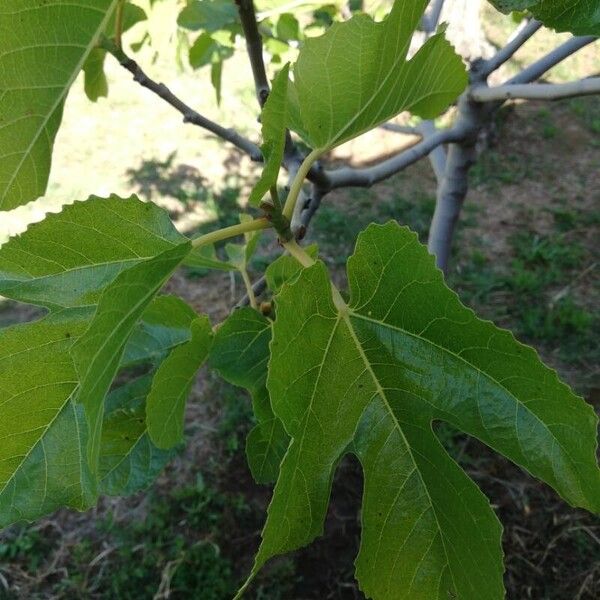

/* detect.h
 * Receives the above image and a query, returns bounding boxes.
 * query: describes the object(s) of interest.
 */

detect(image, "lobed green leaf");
[244,222,600,599]
[285,1,467,151]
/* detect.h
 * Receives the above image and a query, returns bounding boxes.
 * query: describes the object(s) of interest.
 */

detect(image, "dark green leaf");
[123,295,200,367]
[0,195,187,309]
[0,0,119,210]
[488,0,600,34]
[244,222,600,599]
[177,0,238,32]
[100,375,175,496]
[146,317,213,449]
[210,308,289,483]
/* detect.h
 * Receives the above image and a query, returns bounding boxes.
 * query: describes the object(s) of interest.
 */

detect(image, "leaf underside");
[0,0,119,210]
[286,0,468,150]
[0,196,196,528]
[247,222,600,599]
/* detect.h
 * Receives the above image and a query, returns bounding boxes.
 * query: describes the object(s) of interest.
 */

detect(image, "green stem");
[283,238,316,268]
[282,148,322,220]
[115,0,125,49]
[283,238,347,310]
[241,269,257,309]
[191,218,271,249]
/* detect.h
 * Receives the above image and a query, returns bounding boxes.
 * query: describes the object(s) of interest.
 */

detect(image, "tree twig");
[507,36,597,85]
[470,77,600,102]
[380,123,423,136]
[101,37,262,160]
[325,126,465,189]
[235,0,270,105]
[480,19,542,76]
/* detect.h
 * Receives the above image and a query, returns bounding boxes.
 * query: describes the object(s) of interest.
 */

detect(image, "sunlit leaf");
[82,3,148,102]
[0,0,119,210]
[249,64,290,206]
[0,195,187,309]
[286,1,467,151]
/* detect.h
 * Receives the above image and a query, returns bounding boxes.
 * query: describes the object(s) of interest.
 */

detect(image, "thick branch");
[471,77,600,102]
[421,0,445,34]
[480,19,542,76]
[101,37,261,160]
[508,36,597,85]
[417,120,446,182]
[235,0,270,105]
[326,126,465,189]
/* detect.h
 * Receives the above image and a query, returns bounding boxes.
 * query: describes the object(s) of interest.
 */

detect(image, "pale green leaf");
[488,0,600,35]
[210,308,289,483]
[83,48,109,102]
[146,317,213,449]
[245,222,600,599]
[100,375,174,496]
[82,3,148,102]
[177,0,238,32]
[249,64,290,207]
[0,309,95,528]
[0,0,119,210]
[286,1,467,150]
[73,242,191,473]
[0,195,187,309]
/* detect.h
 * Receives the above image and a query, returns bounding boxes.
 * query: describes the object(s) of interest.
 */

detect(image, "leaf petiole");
[191,218,271,249]
[282,148,322,219]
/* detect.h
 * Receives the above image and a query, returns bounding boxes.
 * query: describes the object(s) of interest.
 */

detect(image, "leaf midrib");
[339,309,457,595]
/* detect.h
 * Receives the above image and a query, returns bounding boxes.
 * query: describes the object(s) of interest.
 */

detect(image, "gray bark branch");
[471,77,600,102]
[480,19,542,76]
